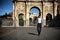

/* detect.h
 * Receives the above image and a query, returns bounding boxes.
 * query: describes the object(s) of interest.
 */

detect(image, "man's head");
[38,14,41,17]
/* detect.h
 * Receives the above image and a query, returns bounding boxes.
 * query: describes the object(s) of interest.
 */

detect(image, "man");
[37,14,42,36]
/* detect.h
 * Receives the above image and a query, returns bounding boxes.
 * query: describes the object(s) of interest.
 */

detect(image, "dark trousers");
[37,23,41,35]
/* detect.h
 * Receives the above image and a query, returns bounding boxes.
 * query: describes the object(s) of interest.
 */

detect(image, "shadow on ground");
[28,32,38,36]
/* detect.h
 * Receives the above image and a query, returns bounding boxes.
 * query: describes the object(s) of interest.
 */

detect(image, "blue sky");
[0,0,39,16]
[30,8,39,14]
[0,0,13,16]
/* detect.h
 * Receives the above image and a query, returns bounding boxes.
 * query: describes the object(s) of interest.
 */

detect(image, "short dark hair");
[39,14,41,16]
[38,14,41,17]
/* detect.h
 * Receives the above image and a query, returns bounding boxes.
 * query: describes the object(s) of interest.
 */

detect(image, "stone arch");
[25,2,42,26]
[46,13,52,25]
[29,6,41,26]
[29,6,41,14]
[13,0,58,27]
[18,13,24,26]
[46,13,52,21]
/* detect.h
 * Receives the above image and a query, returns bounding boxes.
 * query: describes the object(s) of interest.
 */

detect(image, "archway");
[18,13,24,26]
[46,13,52,25]
[29,6,41,26]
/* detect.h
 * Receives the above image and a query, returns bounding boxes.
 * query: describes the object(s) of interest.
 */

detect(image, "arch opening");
[46,13,52,25]
[18,13,24,26]
[29,6,41,26]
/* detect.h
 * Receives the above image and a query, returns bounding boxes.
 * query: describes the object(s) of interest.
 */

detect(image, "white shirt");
[37,17,42,23]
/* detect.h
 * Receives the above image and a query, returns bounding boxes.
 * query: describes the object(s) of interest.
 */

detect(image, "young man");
[37,14,42,36]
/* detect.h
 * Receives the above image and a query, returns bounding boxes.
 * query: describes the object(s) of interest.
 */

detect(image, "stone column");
[13,1,16,27]
[13,3,14,27]
[13,1,19,27]
[54,2,58,16]
[43,2,46,27]
[24,2,26,27]
[26,2,29,27]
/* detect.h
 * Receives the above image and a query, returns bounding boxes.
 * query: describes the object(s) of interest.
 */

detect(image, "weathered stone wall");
[13,1,58,27]
[43,2,53,19]
[16,2,26,26]
[26,2,42,26]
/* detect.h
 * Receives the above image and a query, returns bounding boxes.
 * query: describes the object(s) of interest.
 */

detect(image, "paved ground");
[0,27,15,36]
[0,27,60,40]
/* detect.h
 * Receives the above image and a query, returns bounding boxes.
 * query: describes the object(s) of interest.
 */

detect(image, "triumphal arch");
[13,0,58,27]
